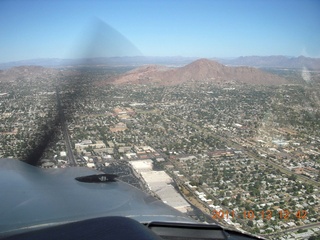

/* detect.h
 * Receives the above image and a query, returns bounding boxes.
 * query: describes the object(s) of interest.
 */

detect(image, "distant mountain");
[0,56,197,69]
[0,59,69,69]
[2,55,319,71]
[219,55,320,70]
[111,58,288,86]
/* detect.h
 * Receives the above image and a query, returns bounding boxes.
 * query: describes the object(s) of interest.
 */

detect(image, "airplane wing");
[0,159,263,239]
[0,158,194,234]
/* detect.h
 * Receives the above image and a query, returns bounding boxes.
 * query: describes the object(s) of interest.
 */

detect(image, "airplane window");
[0,1,319,239]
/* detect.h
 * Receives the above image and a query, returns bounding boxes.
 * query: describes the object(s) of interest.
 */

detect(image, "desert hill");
[112,58,288,85]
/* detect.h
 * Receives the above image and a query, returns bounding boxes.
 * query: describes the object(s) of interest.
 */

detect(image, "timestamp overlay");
[212,209,308,221]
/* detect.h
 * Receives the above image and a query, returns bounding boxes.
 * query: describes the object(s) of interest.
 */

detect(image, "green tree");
[247,220,254,227]
[309,234,320,240]
[289,174,297,181]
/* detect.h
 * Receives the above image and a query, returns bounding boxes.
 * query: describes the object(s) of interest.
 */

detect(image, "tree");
[306,185,314,194]
[236,194,241,204]
[247,220,254,227]
[222,199,228,206]
[309,234,320,240]
[289,174,297,181]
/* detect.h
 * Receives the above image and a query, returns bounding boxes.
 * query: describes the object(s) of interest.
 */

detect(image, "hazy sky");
[0,0,319,63]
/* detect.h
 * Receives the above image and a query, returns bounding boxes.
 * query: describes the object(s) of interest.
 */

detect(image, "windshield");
[0,1,319,239]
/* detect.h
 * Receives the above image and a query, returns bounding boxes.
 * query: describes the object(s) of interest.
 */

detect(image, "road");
[133,108,320,233]
[56,89,76,166]
[262,222,320,237]
[169,113,320,187]
[137,108,319,187]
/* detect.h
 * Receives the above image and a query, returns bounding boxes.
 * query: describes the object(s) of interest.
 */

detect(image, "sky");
[0,0,319,63]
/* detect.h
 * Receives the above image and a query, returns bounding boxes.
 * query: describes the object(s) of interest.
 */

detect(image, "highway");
[56,89,76,166]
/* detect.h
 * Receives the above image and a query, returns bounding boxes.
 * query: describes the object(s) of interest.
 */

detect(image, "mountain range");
[1,55,319,70]
[219,55,320,70]
[3,56,320,86]
[0,57,195,70]
[110,58,288,86]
